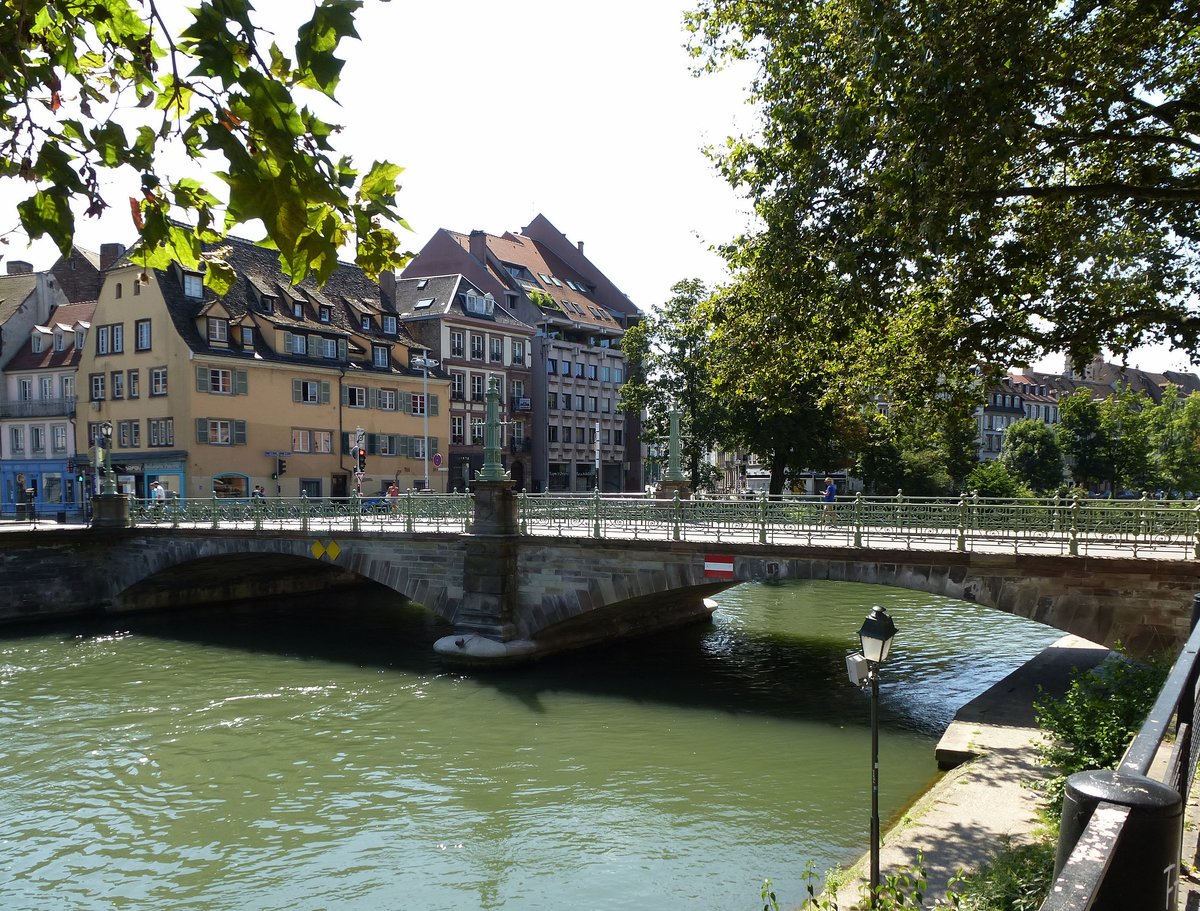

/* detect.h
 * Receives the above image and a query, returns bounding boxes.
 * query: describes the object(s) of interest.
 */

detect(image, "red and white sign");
[704,554,735,579]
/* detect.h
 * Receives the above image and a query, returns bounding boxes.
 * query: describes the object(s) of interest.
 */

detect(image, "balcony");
[509,439,532,454]
[0,397,76,419]
[510,397,531,412]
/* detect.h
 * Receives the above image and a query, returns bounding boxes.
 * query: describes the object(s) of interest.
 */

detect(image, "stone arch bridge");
[1,526,1196,664]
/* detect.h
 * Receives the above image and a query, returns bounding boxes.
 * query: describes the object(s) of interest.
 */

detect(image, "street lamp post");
[846,605,899,906]
[99,421,117,496]
[411,353,439,492]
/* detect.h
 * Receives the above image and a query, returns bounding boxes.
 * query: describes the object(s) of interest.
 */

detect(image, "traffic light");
[276,457,287,477]
[76,469,84,484]
[356,447,367,471]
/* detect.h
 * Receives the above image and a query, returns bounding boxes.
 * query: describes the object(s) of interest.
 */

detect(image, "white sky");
[0,0,1192,375]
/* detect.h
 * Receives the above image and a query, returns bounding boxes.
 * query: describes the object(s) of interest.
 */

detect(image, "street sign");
[433,452,442,468]
[265,451,293,457]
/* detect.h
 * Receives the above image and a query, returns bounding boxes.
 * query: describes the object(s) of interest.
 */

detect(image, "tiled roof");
[4,300,97,371]
[393,273,530,331]
[0,272,38,324]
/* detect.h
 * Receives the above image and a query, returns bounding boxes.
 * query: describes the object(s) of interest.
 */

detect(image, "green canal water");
[0,580,1060,911]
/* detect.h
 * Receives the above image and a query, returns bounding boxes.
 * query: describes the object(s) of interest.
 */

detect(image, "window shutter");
[341,384,349,405]
[389,434,400,454]
[293,379,303,402]
[368,387,379,409]
[367,433,378,455]
[320,381,330,404]
[341,431,350,454]
[235,369,248,395]
[399,435,410,456]
[338,339,348,361]
[431,437,439,454]
[283,331,292,353]
[233,420,247,445]
[195,418,208,442]
[429,393,439,416]
[308,334,319,354]
[401,393,412,414]
[195,366,208,392]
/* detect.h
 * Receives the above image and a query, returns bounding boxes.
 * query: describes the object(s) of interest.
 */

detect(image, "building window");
[575,362,585,378]
[10,427,23,454]
[292,429,312,453]
[383,315,397,334]
[127,369,139,399]
[490,337,503,362]
[513,380,525,399]
[197,418,246,446]
[575,395,584,411]
[346,385,366,408]
[111,371,125,399]
[150,367,167,396]
[18,378,32,401]
[295,380,323,404]
[451,372,464,400]
[588,396,598,412]
[548,392,558,409]
[560,361,571,376]
[30,426,44,453]
[89,373,106,401]
[53,332,64,352]
[614,429,623,445]
[471,418,485,445]
[602,397,611,413]
[588,364,598,380]
[62,376,74,400]
[451,416,464,444]
[372,346,388,367]
[450,330,464,358]
[602,366,611,382]
[52,424,67,453]
[31,334,42,354]
[317,337,337,359]
[547,358,557,375]
[314,430,332,453]
[411,393,426,416]
[241,327,254,347]
[39,376,52,399]
[209,368,232,394]
[512,340,525,363]
[287,333,308,355]
[118,420,140,448]
[470,334,484,360]
[361,315,371,331]
[183,272,203,298]
[613,367,623,383]
[319,305,331,323]
[471,375,484,402]
[563,426,573,444]
[135,319,151,351]
[207,318,228,343]
[148,419,174,447]
[293,302,304,319]
[378,388,397,411]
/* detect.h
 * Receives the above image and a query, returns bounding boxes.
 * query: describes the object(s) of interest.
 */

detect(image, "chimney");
[378,269,396,306]
[6,260,32,275]
[577,240,584,254]
[100,243,126,271]
[469,229,488,264]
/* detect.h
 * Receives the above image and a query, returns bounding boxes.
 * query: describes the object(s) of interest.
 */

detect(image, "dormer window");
[383,315,397,334]
[76,329,86,349]
[319,305,331,323]
[261,295,275,315]
[372,345,388,367]
[207,317,229,344]
[464,292,495,317]
[31,333,42,354]
[54,332,64,352]
[183,272,203,298]
[292,302,303,319]
[415,298,434,310]
[361,315,371,331]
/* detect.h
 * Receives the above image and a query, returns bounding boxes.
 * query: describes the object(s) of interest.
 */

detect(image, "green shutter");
[293,379,303,402]
[320,381,330,404]
[195,418,208,442]
[308,334,320,355]
[234,369,248,395]
[399,435,410,456]
[367,433,377,456]
[368,387,379,409]
[429,393,439,416]
[233,420,247,445]
[389,434,400,455]
[284,331,293,353]
[401,393,412,414]
[338,339,348,361]
[195,366,207,392]
[431,437,439,454]
[341,431,350,454]
[341,384,349,405]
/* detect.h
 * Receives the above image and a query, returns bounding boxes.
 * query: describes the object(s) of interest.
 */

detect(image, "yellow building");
[75,235,450,501]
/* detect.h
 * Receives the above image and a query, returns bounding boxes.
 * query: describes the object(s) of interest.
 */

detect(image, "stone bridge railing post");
[405,490,415,534]
[518,490,528,535]
[351,492,361,533]
[592,487,601,538]
[1070,492,1081,556]
[672,490,682,541]
[210,493,219,529]
[758,491,768,544]
[957,492,967,553]
[300,492,310,535]
[854,492,863,547]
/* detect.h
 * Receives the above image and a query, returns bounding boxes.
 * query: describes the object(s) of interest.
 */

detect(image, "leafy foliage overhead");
[687,0,1200,370]
[0,0,409,291]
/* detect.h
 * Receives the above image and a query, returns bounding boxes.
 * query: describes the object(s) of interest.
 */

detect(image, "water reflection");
[0,580,1059,911]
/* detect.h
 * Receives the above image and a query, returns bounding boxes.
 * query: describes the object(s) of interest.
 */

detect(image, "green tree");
[1057,391,1114,489]
[1000,419,1064,493]
[1147,386,1200,495]
[619,279,723,490]
[1,0,409,291]
[686,0,1200,380]
[967,459,1030,498]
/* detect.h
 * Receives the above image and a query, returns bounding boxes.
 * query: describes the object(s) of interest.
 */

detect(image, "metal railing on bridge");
[124,490,1200,559]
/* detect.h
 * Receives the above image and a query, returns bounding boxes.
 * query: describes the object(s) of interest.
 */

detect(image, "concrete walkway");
[830,635,1111,910]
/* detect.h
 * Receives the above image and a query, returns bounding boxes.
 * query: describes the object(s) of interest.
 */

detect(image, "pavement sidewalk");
[830,634,1110,910]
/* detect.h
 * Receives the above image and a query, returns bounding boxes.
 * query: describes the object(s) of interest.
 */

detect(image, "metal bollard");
[1055,769,1182,910]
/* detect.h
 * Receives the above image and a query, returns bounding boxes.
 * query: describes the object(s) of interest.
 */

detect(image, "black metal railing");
[1040,594,1200,910]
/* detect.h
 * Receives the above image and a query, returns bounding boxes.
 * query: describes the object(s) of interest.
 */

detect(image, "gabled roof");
[4,300,97,371]
[393,273,530,332]
[0,272,39,324]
